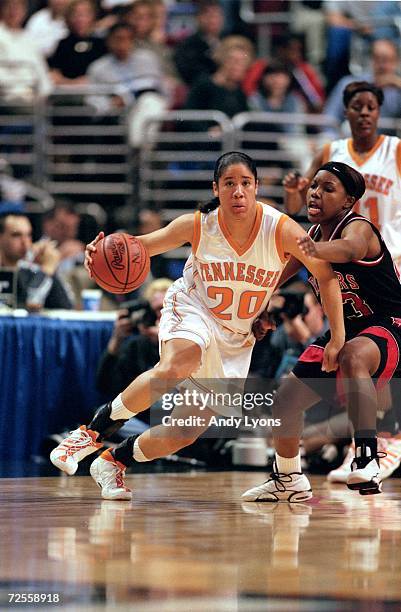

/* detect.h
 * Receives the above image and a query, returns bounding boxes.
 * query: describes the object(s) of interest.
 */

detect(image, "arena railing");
[0,63,43,183]
[42,86,134,208]
[139,110,235,220]
[234,111,339,207]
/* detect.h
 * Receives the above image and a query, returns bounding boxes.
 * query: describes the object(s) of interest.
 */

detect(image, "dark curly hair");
[343,81,384,108]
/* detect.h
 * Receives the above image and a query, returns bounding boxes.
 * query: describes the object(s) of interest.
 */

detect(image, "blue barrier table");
[0,312,114,460]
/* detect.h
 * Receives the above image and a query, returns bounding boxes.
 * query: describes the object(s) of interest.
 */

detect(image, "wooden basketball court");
[1,471,401,610]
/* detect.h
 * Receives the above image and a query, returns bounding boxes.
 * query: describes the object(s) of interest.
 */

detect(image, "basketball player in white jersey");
[284,81,401,272]
[50,152,345,500]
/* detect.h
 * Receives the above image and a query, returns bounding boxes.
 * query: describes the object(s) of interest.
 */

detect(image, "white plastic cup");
[81,289,102,311]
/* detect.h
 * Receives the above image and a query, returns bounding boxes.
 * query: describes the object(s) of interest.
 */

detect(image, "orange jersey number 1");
[355,197,380,230]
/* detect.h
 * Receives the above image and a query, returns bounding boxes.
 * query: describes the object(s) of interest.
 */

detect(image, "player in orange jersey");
[50,151,345,500]
[284,81,401,272]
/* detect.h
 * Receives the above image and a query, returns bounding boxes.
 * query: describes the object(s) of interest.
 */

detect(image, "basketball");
[90,233,150,294]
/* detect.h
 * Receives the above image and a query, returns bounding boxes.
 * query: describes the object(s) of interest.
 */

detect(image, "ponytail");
[198,197,220,214]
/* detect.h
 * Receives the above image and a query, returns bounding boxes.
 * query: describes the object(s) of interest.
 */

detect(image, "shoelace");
[115,467,126,490]
[102,462,127,491]
[265,461,302,493]
[59,430,92,457]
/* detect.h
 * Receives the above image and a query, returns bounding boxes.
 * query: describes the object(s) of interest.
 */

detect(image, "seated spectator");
[274,33,325,112]
[150,0,175,45]
[96,277,173,398]
[41,201,85,275]
[48,0,107,86]
[184,38,250,127]
[173,0,225,87]
[243,33,325,113]
[249,61,306,129]
[0,0,52,101]
[121,0,157,47]
[324,39,401,135]
[0,213,73,310]
[86,22,167,147]
[25,0,69,59]
[217,33,255,90]
[121,0,182,106]
[247,61,307,170]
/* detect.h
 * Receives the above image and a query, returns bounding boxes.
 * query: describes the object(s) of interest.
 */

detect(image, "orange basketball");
[90,233,150,294]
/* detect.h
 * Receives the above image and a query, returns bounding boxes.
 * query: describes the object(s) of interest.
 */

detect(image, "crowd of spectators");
[1,0,400,126]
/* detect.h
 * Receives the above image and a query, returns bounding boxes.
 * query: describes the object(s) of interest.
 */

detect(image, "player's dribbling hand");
[297,235,318,258]
[252,310,276,341]
[321,339,342,372]
[85,231,105,276]
[282,172,310,193]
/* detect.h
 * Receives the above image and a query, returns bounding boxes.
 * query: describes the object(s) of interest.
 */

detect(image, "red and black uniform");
[293,210,401,394]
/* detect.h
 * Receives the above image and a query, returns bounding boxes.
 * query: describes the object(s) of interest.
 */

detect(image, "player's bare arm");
[136,214,194,256]
[282,217,345,372]
[84,215,195,274]
[297,221,379,263]
[283,149,324,215]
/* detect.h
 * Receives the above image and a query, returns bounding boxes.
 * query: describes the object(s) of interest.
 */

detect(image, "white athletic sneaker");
[242,466,312,503]
[328,437,401,484]
[377,437,401,479]
[327,443,355,483]
[50,426,103,475]
[347,446,381,495]
[90,454,132,501]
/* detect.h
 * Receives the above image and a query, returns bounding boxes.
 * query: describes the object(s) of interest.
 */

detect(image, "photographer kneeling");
[268,289,327,382]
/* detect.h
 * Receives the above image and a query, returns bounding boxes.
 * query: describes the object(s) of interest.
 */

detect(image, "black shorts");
[292,317,401,401]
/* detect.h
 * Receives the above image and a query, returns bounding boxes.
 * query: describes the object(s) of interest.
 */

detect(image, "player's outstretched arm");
[297,221,372,263]
[282,217,345,372]
[136,214,194,256]
[283,149,324,215]
[84,215,195,276]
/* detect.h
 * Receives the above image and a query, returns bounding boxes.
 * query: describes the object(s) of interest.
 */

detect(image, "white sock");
[133,437,150,462]
[276,452,302,474]
[110,394,136,421]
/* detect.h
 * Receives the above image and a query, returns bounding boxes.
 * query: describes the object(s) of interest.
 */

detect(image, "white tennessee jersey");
[182,202,289,335]
[323,135,401,261]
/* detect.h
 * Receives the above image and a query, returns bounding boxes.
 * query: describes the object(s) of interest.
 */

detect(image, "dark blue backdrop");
[0,315,113,461]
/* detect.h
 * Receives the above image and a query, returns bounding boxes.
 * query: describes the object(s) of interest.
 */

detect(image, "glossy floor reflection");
[1,472,401,610]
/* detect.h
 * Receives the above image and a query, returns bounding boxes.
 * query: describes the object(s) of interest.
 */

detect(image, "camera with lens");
[119,298,157,329]
[268,290,308,327]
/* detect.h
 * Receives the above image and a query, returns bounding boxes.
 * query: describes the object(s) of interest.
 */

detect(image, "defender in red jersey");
[243,161,401,502]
